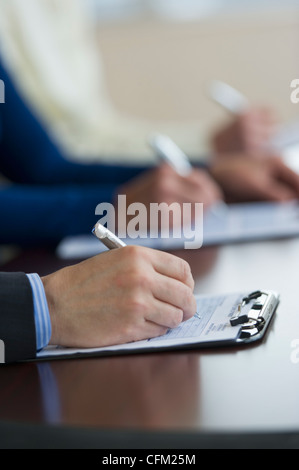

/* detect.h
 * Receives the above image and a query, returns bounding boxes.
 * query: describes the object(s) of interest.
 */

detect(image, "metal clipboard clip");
[230,290,279,341]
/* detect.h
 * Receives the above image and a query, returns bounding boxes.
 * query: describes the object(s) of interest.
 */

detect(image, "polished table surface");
[1,238,299,447]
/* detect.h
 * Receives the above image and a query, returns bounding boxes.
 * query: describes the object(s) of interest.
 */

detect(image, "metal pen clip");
[230,291,265,327]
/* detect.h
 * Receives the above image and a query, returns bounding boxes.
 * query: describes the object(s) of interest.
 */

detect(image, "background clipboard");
[56,201,299,259]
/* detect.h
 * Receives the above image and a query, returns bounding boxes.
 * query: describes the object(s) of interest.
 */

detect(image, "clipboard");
[36,289,279,362]
[229,290,279,345]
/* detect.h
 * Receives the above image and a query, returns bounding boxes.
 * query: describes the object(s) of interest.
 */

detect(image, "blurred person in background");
[0,57,222,246]
[0,0,279,161]
[0,0,298,249]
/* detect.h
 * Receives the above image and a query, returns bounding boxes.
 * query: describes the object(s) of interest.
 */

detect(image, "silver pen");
[92,222,126,250]
[149,133,228,219]
[209,80,249,115]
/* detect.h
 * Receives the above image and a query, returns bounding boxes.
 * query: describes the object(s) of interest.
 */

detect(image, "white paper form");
[37,292,249,360]
[56,200,299,260]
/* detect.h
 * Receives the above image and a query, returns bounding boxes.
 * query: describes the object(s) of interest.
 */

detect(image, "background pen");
[149,133,192,177]
[208,79,250,115]
[208,80,291,154]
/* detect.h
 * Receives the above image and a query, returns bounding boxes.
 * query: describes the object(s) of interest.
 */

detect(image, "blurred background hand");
[117,163,224,231]
[212,107,279,155]
[210,154,299,202]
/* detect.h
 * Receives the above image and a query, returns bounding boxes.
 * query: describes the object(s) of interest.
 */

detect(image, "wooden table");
[1,240,299,448]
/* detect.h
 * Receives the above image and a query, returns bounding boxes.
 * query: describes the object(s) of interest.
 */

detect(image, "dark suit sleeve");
[0,273,37,363]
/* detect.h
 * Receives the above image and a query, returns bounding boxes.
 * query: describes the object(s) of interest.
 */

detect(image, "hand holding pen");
[149,133,228,218]
[118,139,224,232]
[46,229,197,349]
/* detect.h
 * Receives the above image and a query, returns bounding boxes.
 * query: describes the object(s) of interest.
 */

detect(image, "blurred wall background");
[92,0,299,138]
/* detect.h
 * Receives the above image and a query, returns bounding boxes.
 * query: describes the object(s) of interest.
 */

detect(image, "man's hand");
[210,154,299,202]
[212,107,278,155]
[42,246,197,349]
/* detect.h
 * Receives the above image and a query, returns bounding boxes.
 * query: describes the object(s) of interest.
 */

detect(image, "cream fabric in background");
[0,0,204,163]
